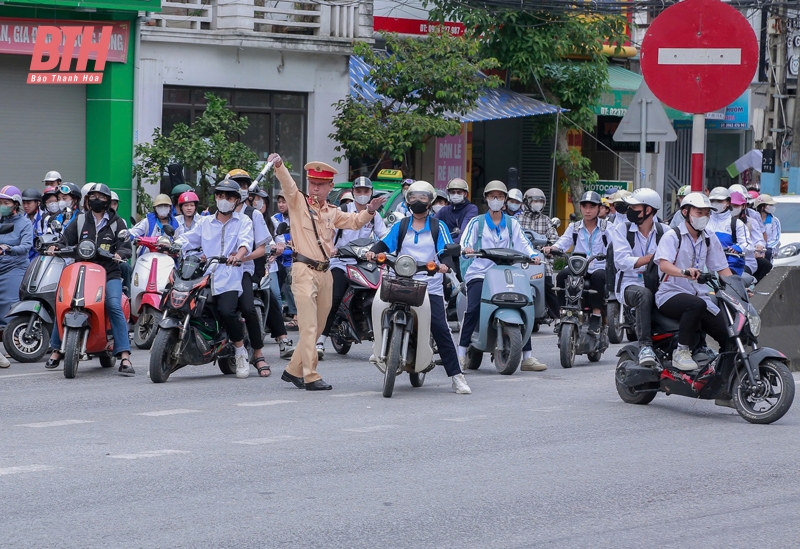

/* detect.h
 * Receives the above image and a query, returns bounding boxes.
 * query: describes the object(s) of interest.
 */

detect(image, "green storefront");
[0,0,160,222]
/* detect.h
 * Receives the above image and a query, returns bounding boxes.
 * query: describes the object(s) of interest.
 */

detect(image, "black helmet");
[214,178,241,198]
[248,183,268,199]
[58,182,82,201]
[85,183,112,200]
[578,191,602,205]
[22,188,42,202]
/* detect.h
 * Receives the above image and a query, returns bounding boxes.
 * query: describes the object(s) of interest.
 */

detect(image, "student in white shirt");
[654,193,732,371]
[460,180,544,371]
[754,194,781,261]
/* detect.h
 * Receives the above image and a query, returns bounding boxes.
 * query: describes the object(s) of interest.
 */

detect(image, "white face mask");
[506,202,521,212]
[46,202,60,214]
[531,201,545,212]
[487,198,504,212]
[253,198,264,211]
[216,198,236,213]
[449,193,464,205]
[765,205,776,214]
[354,194,371,206]
[710,201,726,213]
[432,204,444,214]
[58,199,70,211]
[240,189,249,200]
[731,206,743,217]
[155,206,171,218]
[690,215,709,231]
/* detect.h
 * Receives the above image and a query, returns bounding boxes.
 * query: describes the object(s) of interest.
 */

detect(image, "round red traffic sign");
[641,0,758,114]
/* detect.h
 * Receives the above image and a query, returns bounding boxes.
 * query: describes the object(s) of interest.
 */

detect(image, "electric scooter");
[130,231,175,349]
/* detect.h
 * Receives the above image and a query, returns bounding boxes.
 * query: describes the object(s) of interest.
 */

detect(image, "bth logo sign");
[28,25,112,85]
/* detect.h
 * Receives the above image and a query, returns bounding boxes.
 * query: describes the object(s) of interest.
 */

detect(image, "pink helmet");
[748,190,759,200]
[730,191,747,206]
[0,185,23,207]
[178,191,200,205]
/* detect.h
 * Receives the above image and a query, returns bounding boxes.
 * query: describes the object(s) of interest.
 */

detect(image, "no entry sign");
[641,0,758,114]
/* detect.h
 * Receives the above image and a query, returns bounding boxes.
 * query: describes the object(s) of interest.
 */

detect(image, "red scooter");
[53,238,131,378]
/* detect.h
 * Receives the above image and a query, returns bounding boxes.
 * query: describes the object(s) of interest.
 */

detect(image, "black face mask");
[626,207,652,226]
[615,202,628,215]
[408,201,429,215]
[88,198,108,213]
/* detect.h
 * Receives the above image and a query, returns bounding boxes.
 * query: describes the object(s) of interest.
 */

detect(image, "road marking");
[528,406,568,413]
[0,371,61,380]
[330,391,380,398]
[0,465,56,476]
[108,450,190,460]
[658,48,741,65]
[17,419,94,428]
[233,435,307,445]
[494,377,532,383]
[236,400,297,407]
[440,415,487,423]
[342,425,398,433]
[136,409,201,417]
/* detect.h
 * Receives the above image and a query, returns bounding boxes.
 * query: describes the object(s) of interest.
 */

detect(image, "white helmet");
[483,180,508,196]
[729,184,748,197]
[43,170,62,183]
[624,188,662,211]
[110,191,120,202]
[81,183,94,201]
[708,187,731,202]
[507,188,523,203]
[446,178,469,192]
[680,192,711,210]
[406,181,436,204]
[677,185,691,197]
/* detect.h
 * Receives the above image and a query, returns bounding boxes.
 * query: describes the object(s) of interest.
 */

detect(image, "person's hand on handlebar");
[46,246,56,256]
[226,253,242,266]
[682,268,701,280]
[365,251,376,262]
[531,255,541,265]
[542,246,556,255]
[438,263,449,274]
[462,247,475,255]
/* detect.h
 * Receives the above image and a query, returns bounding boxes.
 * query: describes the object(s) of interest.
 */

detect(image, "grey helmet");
[578,191,602,205]
[353,176,373,189]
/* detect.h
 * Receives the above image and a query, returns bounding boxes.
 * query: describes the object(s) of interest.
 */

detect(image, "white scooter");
[130,232,175,349]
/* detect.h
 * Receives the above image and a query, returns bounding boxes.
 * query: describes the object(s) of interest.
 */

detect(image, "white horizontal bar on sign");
[657,48,741,65]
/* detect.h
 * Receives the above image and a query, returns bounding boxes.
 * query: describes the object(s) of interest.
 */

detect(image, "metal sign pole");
[691,113,705,192]
[639,98,650,189]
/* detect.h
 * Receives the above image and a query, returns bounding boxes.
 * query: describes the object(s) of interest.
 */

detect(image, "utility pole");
[790,14,800,193]
[761,6,788,195]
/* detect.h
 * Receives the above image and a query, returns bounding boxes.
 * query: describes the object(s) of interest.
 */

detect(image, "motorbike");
[607,297,637,344]
[328,238,382,355]
[615,273,794,424]
[52,231,132,378]
[2,225,65,362]
[130,231,175,349]
[371,244,460,398]
[148,252,253,383]
[456,247,546,375]
[552,251,609,369]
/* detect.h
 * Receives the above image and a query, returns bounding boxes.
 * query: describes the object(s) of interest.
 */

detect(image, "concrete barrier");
[750,267,800,371]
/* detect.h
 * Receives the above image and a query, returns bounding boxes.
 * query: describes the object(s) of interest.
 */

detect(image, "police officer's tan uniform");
[275,161,375,385]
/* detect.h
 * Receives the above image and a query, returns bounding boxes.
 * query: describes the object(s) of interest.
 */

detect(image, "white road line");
[494,377,532,383]
[17,419,94,428]
[233,435,308,445]
[658,48,742,65]
[330,391,380,398]
[440,415,487,423]
[136,409,201,417]
[236,400,297,407]
[0,371,61,380]
[0,465,56,476]
[108,450,190,460]
[342,425,398,433]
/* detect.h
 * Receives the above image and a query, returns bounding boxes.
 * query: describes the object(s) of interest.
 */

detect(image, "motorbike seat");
[651,309,680,334]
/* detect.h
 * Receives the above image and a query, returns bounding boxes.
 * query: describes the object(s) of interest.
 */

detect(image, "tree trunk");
[556,127,585,213]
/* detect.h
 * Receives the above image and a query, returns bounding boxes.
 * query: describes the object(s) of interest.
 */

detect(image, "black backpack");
[242,206,267,282]
[606,221,665,296]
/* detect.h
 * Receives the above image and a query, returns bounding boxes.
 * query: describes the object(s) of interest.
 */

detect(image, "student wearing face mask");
[434,178,478,245]
[519,188,560,322]
[318,176,389,357]
[129,194,179,255]
[38,186,63,236]
[654,193,732,371]
[707,187,750,276]
[55,183,82,228]
[432,190,449,214]
[730,191,771,282]
[754,194,781,262]
[505,188,524,217]
[609,190,632,224]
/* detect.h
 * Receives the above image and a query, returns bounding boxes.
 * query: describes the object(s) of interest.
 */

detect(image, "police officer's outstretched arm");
[268,154,301,206]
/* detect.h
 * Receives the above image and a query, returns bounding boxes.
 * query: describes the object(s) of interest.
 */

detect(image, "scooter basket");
[381,276,427,307]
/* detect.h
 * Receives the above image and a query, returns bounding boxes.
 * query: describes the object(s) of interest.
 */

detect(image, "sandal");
[285,319,298,331]
[254,356,271,377]
[118,358,135,377]
[45,351,64,369]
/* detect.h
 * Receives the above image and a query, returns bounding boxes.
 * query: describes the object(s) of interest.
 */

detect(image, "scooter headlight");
[394,255,417,277]
[747,304,761,337]
[77,240,96,259]
[157,235,172,247]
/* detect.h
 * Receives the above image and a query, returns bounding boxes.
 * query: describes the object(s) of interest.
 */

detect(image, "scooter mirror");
[275,222,289,236]
[162,225,176,237]
[0,223,14,235]
[49,219,62,233]
[551,217,561,228]
[117,229,130,241]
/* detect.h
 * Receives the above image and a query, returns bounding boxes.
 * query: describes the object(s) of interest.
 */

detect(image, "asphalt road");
[1,331,799,549]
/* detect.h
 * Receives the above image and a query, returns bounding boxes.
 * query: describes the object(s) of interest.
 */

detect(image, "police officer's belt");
[294,253,330,272]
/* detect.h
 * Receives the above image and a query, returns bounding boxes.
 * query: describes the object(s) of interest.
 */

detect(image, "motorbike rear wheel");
[331,333,352,355]
[733,360,795,424]
[3,314,49,363]
[409,372,426,387]
[559,324,577,369]
[133,306,160,350]
[383,325,403,398]
[615,356,657,405]
[150,328,179,383]
[63,328,81,379]
[494,323,522,375]
[607,302,623,344]
[99,354,116,368]
[588,351,602,362]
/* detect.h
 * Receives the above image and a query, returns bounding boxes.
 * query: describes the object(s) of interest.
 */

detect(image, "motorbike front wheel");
[464,347,482,370]
[63,328,82,379]
[607,302,623,344]
[383,325,403,398]
[409,372,425,387]
[331,330,352,355]
[3,314,49,363]
[133,306,161,350]
[494,323,522,375]
[733,359,795,424]
[150,328,179,383]
[559,324,577,369]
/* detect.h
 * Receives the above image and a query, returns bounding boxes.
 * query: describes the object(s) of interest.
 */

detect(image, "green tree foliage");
[427,4,628,206]
[330,32,501,175]
[133,93,258,215]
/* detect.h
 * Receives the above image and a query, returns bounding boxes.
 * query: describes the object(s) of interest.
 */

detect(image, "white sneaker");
[451,373,472,394]
[520,357,547,371]
[672,348,698,371]
[279,339,295,359]
[316,344,324,360]
[0,352,10,369]
[235,353,249,378]
[638,346,658,367]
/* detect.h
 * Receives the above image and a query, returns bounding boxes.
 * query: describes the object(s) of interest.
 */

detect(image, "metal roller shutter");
[0,54,86,186]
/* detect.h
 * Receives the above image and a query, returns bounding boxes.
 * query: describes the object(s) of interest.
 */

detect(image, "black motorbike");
[149,252,252,383]
[328,238,382,355]
[615,273,794,424]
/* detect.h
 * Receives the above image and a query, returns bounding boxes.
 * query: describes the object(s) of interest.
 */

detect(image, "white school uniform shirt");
[330,202,389,272]
[740,209,766,272]
[239,207,270,277]
[763,213,781,257]
[553,219,609,273]
[175,215,197,239]
[379,217,453,296]
[176,212,253,296]
[707,210,752,253]
[610,220,669,301]
[461,212,538,283]
[653,223,728,315]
